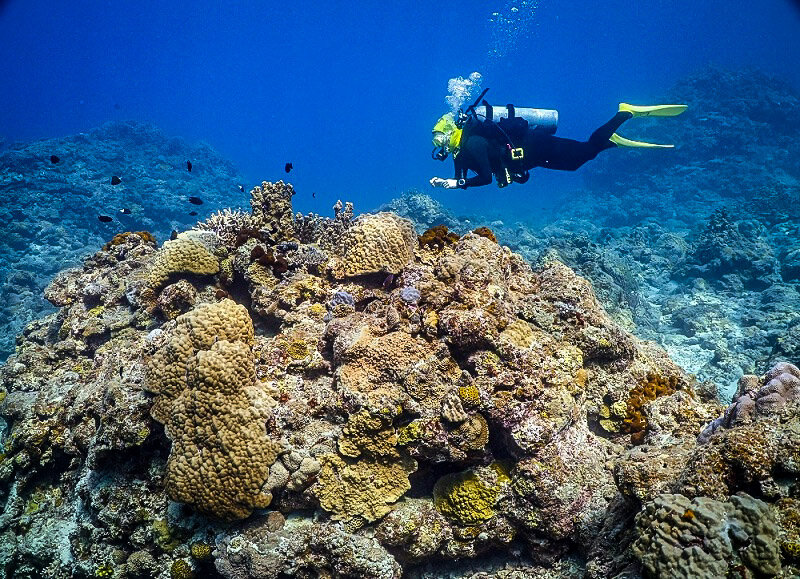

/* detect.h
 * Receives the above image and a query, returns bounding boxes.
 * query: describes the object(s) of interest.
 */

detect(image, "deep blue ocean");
[2,0,798,217]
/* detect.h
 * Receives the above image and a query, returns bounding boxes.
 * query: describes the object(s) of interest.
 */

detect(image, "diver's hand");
[430,177,459,189]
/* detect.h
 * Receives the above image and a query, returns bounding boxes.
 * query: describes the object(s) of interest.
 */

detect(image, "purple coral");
[328,290,355,309]
[698,361,800,443]
[399,286,420,305]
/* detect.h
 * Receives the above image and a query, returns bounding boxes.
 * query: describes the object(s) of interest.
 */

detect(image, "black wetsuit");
[453,111,632,188]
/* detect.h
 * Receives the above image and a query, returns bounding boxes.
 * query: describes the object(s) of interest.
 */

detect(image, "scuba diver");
[429,89,687,189]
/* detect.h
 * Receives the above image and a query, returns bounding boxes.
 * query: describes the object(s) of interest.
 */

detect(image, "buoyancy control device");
[456,89,560,187]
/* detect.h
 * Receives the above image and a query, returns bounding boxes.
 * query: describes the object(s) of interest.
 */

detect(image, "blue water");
[1,0,799,218]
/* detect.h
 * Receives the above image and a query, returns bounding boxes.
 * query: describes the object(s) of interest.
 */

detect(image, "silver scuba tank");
[473,105,558,134]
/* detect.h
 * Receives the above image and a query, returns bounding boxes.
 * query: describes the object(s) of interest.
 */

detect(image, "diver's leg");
[588,111,633,150]
[530,112,633,172]
[534,136,600,171]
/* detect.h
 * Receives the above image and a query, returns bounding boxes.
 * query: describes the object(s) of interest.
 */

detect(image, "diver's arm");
[459,138,493,189]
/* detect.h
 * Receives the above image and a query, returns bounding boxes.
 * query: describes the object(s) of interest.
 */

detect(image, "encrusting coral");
[2,179,799,577]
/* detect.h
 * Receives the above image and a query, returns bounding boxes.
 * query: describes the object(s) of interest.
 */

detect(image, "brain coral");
[146,236,220,291]
[146,299,280,521]
[632,492,781,578]
[329,212,416,278]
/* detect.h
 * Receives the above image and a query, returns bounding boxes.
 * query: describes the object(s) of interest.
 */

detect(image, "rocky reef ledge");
[1,181,798,578]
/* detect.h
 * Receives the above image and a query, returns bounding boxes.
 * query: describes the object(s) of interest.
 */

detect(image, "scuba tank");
[472,105,558,134]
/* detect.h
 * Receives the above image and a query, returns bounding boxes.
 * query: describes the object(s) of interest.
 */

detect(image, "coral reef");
[5,177,781,578]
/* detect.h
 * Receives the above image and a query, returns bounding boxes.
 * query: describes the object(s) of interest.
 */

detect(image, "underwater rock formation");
[2,178,798,578]
[0,121,245,363]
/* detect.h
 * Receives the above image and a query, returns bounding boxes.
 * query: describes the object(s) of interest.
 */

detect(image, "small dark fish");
[98,215,113,223]
[188,196,203,205]
[119,208,131,215]
[170,230,178,240]
[312,191,316,198]
[186,160,193,172]
[189,211,198,216]
[284,162,293,173]
[119,367,123,379]
[238,184,245,192]
[50,155,60,164]
[111,176,121,185]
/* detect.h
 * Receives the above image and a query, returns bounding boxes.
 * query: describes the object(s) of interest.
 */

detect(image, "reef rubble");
[1,180,798,578]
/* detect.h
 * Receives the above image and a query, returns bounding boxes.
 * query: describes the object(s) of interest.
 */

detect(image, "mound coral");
[329,212,416,278]
[633,493,781,578]
[146,235,220,291]
[250,180,296,240]
[146,299,280,520]
[433,463,510,526]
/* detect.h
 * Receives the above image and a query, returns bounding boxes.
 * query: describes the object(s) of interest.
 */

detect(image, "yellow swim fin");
[610,133,674,148]
[619,103,688,117]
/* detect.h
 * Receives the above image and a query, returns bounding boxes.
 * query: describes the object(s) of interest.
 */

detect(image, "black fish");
[238,184,245,192]
[312,191,316,198]
[170,230,178,240]
[284,162,293,173]
[188,196,203,205]
[50,155,60,164]
[189,211,198,216]
[98,215,113,223]
[111,176,121,185]
[119,208,131,215]
[186,160,193,172]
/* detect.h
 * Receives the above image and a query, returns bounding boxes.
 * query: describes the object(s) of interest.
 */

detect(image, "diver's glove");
[430,177,459,189]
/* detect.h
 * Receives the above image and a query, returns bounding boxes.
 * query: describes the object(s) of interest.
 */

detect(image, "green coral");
[95,563,114,577]
[433,463,510,526]
[170,558,194,579]
[152,519,181,552]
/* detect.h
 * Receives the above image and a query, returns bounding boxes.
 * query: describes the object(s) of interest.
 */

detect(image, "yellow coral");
[338,410,398,459]
[147,237,220,291]
[433,463,510,526]
[314,453,416,522]
[170,559,194,579]
[330,212,416,278]
[189,542,212,560]
[457,384,481,409]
